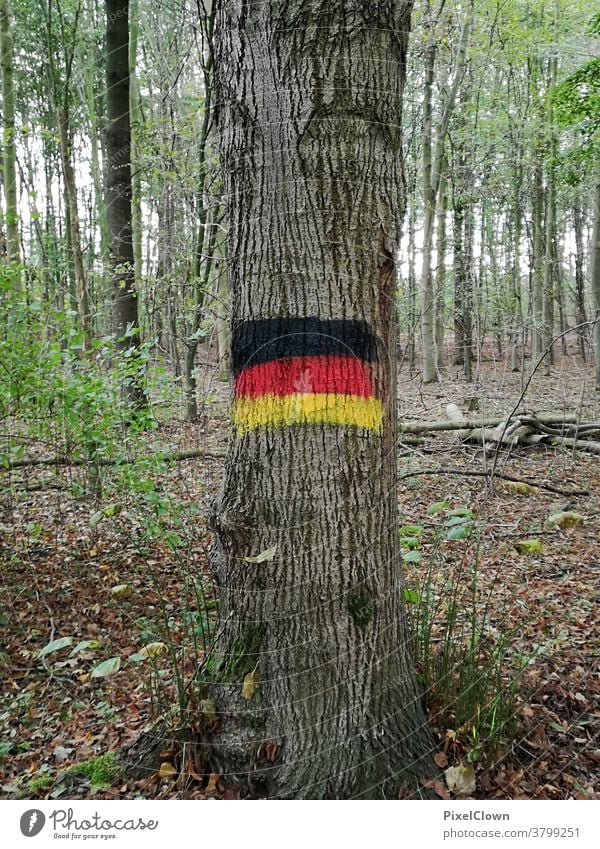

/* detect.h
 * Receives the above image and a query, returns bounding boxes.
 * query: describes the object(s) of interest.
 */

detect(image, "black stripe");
[231,317,379,374]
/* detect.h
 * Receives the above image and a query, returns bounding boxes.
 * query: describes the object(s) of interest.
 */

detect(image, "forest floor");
[1,348,599,800]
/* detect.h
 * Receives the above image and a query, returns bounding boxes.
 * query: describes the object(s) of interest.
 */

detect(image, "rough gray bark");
[208,0,433,799]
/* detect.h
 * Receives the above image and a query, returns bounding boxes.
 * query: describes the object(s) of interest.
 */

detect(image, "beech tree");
[207,0,433,798]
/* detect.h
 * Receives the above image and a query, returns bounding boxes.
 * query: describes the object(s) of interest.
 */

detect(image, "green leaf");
[91,657,121,678]
[447,525,470,541]
[69,640,100,657]
[547,511,585,529]
[398,524,424,535]
[110,584,131,599]
[427,501,450,515]
[139,641,168,659]
[445,515,470,527]
[447,507,473,519]
[89,510,104,528]
[38,636,74,658]
[403,588,421,604]
[402,550,423,563]
[513,539,544,555]
[400,536,420,550]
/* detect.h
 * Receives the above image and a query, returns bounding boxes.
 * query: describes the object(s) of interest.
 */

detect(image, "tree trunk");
[435,167,447,371]
[105,0,146,409]
[0,0,20,265]
[573,201,587,359]
[510,165,523,371]
[208,0,433,799]
[592,159,600,391]
[57,108,92,351]
[532,161,544,362]
[420,32,437,383]
[129,0,143,293]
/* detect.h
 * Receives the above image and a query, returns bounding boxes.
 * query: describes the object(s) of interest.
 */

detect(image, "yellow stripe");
[232,393,384,434]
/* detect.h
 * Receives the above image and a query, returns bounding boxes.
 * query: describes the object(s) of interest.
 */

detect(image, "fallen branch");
[397,468,589,497]
[398,413,578,434]
[1,448,226,471]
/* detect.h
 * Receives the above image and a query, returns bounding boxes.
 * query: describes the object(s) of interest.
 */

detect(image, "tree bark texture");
[209,0,433,799]
[592,160,600,390]
[0,0,20,265]
[105,0,146,407]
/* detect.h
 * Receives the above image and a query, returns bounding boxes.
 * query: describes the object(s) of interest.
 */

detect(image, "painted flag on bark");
[231,318,383,433]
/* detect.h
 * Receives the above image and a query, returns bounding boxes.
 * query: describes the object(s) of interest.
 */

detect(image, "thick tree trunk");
[0,0,19,266]
[105,0,146,409]
[208,0,433,799]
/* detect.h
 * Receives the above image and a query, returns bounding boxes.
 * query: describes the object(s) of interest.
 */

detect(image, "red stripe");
[234,355,375,399]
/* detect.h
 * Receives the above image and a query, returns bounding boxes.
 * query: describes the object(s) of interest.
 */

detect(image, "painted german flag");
[231,318,383,434]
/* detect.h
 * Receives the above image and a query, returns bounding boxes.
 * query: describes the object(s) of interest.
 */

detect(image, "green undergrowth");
[402,501,537,764]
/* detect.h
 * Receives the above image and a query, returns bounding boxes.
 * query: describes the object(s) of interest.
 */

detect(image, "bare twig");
[397,467,589,497]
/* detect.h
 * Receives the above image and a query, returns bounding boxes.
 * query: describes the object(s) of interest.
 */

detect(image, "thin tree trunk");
[510,165,523,371]
[532,161,544,362]
[57,108,92,350]
[420,0,472,384]
[0,0,20,265]
[435,167,447,371]
[573,201,587,359]
[105,0,146,409]
[129,0,143,291]
[592,159,600,391]
[420,26,437,383]
[208,0,434,799]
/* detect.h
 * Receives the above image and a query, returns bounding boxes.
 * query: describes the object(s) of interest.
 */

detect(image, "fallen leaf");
[434,780,450,799]
[547,511,584,529]
[139,641,168,660]
[434,751,449,769]
[445,764,476,796]
[91,656,121,678]
[200,699,217,725]
[242,670,259,700]
[513,539,544,555]
[244,545,277,564]
[158,762,177,779]
[206,773,219,794]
